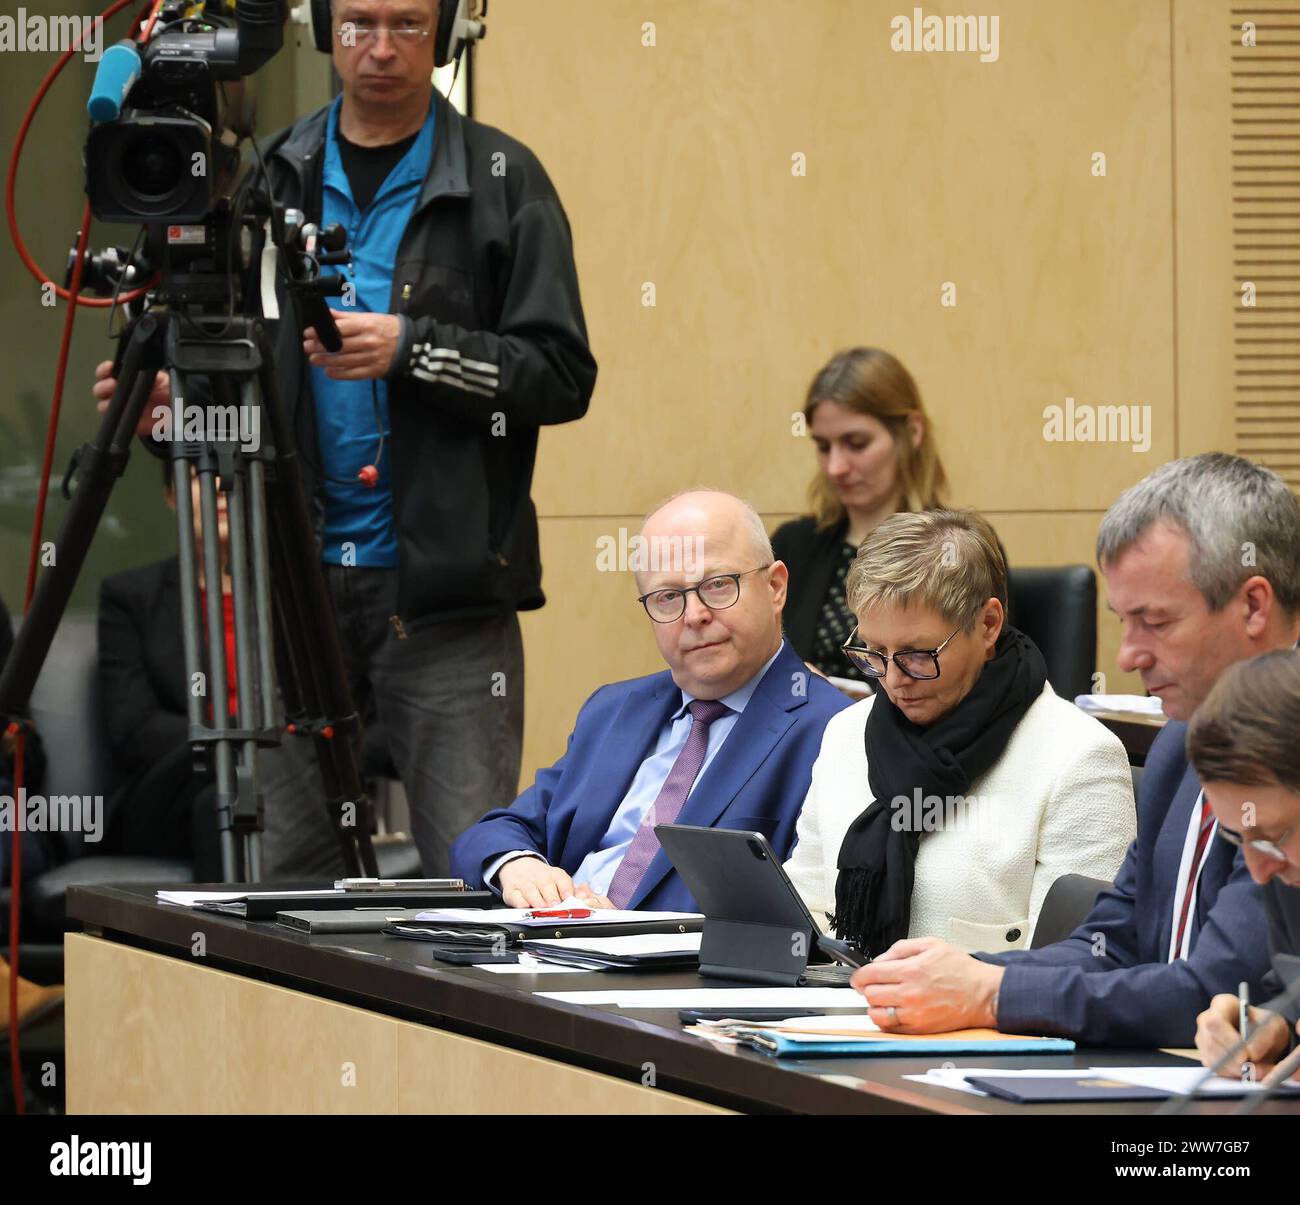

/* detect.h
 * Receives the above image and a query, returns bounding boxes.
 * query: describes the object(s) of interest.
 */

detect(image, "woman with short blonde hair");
[785,509,1135,958]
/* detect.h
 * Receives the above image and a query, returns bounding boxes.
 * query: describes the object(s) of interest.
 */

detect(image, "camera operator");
[94,0,597,876]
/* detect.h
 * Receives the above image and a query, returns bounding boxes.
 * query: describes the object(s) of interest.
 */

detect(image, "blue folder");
[743,1034,1077,1058]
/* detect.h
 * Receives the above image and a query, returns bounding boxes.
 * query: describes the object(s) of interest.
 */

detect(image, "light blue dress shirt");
[486,642,787,895]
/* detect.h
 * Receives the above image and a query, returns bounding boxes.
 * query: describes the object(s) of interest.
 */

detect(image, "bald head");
[637,489,774,589]
[635,489,787,699]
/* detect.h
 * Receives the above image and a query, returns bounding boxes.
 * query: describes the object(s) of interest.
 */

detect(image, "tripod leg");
[253,330,378,877]
[222,416,268,882]
[193,446,244,880]
[0,317,164,721]
[264,514,369,876]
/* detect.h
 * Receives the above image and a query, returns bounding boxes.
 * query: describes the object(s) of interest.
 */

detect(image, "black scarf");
[832,625,1047,957]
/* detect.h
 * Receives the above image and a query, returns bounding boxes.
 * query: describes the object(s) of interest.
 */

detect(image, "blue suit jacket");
[450,642,851,911]
[980,719,1273,1047]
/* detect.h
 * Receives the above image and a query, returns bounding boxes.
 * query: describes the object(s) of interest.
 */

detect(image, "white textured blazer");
[784,681,1136,954]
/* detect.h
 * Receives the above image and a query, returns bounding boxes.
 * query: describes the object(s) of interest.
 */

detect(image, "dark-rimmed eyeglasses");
[638,566,771,624]
[1217,823,1293,864]
[841,626,960,680]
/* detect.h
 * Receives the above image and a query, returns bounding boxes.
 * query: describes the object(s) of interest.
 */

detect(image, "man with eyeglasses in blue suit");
[451,490,851,911]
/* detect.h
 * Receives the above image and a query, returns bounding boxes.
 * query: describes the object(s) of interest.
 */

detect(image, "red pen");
[525,908,593,919]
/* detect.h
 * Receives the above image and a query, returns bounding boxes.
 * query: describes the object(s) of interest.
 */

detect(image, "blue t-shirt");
[311,96,436,568]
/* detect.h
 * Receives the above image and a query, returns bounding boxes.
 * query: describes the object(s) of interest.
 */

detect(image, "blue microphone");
[86,40,141,123]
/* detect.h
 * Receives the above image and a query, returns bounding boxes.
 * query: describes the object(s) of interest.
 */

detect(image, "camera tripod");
[0,287,380,883]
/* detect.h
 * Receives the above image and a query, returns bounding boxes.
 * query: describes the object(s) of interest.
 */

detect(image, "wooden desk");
[64,885,1297,1116]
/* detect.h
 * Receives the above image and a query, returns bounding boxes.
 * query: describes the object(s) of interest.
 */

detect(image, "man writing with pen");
[1189,650,1300,1079]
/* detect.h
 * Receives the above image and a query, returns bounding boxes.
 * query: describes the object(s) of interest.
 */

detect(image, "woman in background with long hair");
[772,348,949,681]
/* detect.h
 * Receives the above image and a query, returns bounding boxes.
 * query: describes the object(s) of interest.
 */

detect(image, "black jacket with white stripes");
[260,90,597,627]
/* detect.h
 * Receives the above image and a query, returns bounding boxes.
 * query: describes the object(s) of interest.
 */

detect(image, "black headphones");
[307,0,484,68]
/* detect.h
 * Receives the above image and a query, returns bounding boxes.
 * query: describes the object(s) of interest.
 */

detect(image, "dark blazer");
[450,641,852,910]
[770,515,849,665]
[979,720,1273,1047]
[1261,878,1300,1036]
[97,557,191,828]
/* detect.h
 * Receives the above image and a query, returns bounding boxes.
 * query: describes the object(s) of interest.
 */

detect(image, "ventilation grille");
[1233,6,1300,487]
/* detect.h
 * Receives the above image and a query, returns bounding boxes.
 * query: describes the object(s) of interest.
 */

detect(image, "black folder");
[199,889,495,921]
[383,915,702,949]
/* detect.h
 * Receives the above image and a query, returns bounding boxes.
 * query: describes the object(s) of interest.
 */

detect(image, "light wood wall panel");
[473,2,1253,784]
[1174,0,1300,481]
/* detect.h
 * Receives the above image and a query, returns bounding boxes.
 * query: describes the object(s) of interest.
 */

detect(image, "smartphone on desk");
[336,878,464,891]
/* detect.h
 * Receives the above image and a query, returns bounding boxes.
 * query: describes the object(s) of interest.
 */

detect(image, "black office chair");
[10,618,194,980]
[1007,565,1097,701]
[1030,873,1112,949]
[8,619,423,984]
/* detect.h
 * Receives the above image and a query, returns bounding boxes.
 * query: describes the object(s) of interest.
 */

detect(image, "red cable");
[5,0,155,1118]
[141,0,166,42]
[5,0,154,306]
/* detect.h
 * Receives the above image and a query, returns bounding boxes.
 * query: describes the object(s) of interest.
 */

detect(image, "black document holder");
[383,915,702,948]
[655,824,821,986]
[200,889,495,920]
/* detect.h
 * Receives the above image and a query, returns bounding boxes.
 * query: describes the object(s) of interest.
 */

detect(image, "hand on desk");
[499,858,574,909]
[1195,994,1294,1078]
[849,937,1004,1033]
[496,858,616,910]
[573,884,614,910]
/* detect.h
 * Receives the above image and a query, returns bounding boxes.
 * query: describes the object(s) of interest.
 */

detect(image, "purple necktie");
[606,698,733,909]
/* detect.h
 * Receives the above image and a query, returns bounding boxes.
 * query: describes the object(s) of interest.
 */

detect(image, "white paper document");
[415,899,702,929]
[904,1064,1297,1098]
[903,1067,1081,1097]
[157,889,343,907]
[1099,1066,1298,1096]
[473,958,592,976]
[1074,693,1166,717]
[521,933,702,956]
[753,1014,882,1039]
[535,987,866,1009]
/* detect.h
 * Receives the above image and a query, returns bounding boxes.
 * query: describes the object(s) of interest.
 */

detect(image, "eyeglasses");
[335,20,432,48]
[841,626,961,680]
[638,566,771,624]
[1216,823,1294,864]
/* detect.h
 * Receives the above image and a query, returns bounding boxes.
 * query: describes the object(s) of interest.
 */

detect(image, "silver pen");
[1239,981,1252,1053]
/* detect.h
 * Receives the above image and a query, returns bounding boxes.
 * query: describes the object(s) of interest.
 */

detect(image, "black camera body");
[85,0,284,225]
